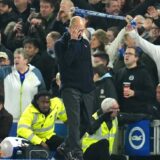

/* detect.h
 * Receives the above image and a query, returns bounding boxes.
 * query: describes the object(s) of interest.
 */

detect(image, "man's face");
[0,57,9,66]
[70,18,85,37]
[40,2,54,18]
[46,35,55,49]
[105,1,120,15]
[14,53,28,70]
[92,56,106,67]
[37,96,50,114]
[106,30,115,43]
[24,43,39,57]
[124,48,138,68]
[90,35,101,49]
[0,3,10,14]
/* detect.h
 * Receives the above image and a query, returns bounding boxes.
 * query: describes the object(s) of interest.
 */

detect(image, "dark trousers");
[61,88,95,154]
[46,135,64,150]
[83,139,110,160]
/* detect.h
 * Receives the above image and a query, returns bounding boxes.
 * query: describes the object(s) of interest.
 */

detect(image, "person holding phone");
[55,16,95,160]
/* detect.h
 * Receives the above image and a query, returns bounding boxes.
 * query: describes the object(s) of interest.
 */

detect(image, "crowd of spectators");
[0,0,160,159]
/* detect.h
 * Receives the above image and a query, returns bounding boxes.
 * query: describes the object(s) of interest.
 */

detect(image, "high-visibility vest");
[82,117,118,154]
[17,97,67,145]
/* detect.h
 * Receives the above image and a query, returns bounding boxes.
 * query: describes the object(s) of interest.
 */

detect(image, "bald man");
[55,16,95,160]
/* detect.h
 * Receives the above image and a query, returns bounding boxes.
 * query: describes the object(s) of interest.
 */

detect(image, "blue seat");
[9,122,67,137]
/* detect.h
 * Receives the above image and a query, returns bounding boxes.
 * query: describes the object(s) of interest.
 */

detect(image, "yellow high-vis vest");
[17,97,67,145]
[82,116,118,154]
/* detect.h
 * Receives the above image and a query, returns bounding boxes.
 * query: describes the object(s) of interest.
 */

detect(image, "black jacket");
[30,52,58,90]
[55,32,95,93]
[93,76,118,112]
[114,66,155,113]
[0,108,13,142]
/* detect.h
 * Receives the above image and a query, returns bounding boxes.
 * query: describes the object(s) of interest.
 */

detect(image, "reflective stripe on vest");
[18,124,31,130]
[32,113,38,125]
[28,133,34,141]
[33,124,53,132]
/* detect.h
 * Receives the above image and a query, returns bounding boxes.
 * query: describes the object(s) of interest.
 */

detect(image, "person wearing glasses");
[114,46,155,114]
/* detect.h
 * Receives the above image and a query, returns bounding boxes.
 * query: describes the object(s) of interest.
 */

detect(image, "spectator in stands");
[92,51,113,75]
[114,46,155,114]
[13,0,30,22]
[106,26,119,43]
[0,52,10,96]
[23,37,56,90]
[52,0,74,35]
[128,22,160,81]
[46,31,61,58]
[134,15,145,35]
[90,29,109,54]
[55,16,95,160]
[0,0,18,33]
[23,37,42,66]
[0,32,13,64]
[0,48,46,120]
[17,90,67,159]
[113,30,159,87]
[46,31,61,91]
[0,95,13,142]
[0,51,10,66]
[105,0,121,16]
[92,64,117,112]
[5,19,26,51]
[28,0,58,35]
[92,51,109,68]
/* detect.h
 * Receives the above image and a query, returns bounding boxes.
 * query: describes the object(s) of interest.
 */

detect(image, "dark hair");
[34,90,51,101]
[126,46,142,57]
[93,51,109,65]
[0,0,13,8]
[23,37,41,49]
[40,0,56,8]
[32,90,52,108]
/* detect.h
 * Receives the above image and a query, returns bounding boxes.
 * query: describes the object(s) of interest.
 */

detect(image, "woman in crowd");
[0,48,46,120]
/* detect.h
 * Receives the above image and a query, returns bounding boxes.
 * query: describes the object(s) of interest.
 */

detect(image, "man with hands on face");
[55,16,95,160]
[82,97,120,160]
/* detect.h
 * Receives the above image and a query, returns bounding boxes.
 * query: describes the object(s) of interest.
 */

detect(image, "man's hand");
[40,142,49,149]
[125,15,133,24]
[123,88,135,98]
[30,18,42,26]
[13,22,23,32]
[69,27,83,40]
